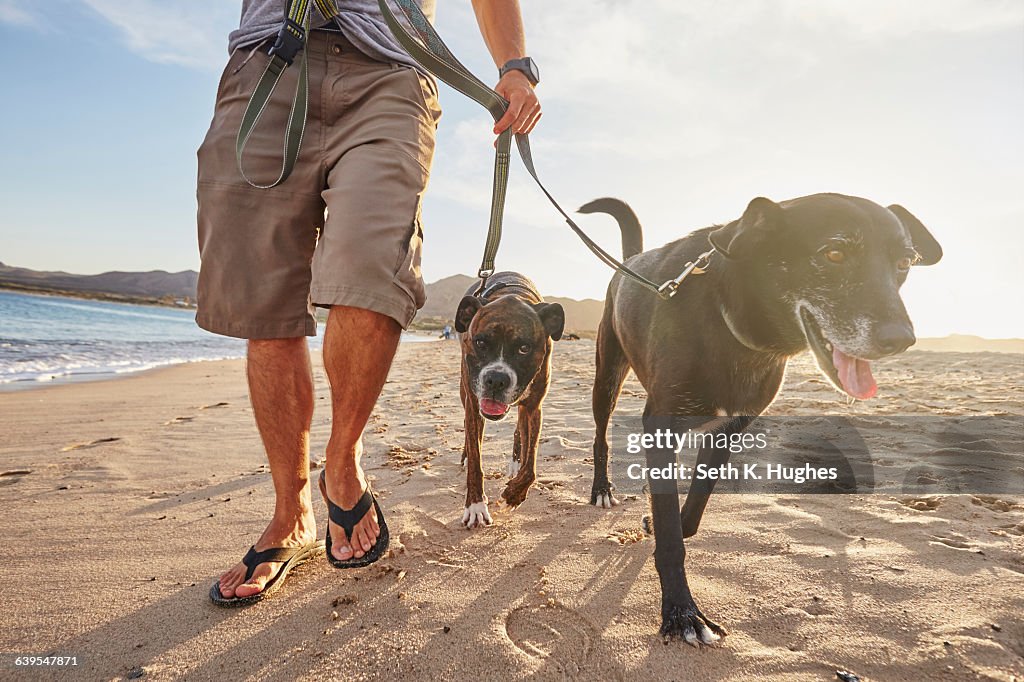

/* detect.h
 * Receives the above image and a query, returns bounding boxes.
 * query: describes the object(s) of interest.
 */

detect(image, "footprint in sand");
[0,469,32,487]
[899,496,941,511]
[928,534,978,551]
[163,416,196,426]
[60,437,121,452]
[971,495,1022,513]
[199,401,230,410]
[504,604,596,671]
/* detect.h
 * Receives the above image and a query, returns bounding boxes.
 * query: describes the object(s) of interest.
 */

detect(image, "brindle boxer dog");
[579,193,942,644]
[454,272,565,528]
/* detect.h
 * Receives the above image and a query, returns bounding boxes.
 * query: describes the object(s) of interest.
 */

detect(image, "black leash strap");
[379,0,675,296]
[236,0,343,188]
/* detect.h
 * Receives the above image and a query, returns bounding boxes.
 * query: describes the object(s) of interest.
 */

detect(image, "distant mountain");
[2,263,1021,349]
[0,261,198,300]
[419,274,475,321]
[912,335,1024,354]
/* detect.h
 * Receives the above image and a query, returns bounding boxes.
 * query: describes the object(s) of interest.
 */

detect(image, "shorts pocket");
[404,68,442,128]
[392,216,426,311]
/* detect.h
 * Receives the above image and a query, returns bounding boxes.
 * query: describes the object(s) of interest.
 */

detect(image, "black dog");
[580,193,941,643]
[454,273,565,528]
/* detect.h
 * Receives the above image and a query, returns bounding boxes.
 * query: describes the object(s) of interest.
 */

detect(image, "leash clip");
[657,249,715,300]
[474,268,494,297]
[268,18,306,65]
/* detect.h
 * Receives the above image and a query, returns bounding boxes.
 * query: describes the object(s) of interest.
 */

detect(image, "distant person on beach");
[196,1,541,603]
[441,323,453,340]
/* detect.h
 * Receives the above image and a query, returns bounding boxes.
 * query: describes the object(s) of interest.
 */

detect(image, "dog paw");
[590,485,620,509]
[660,601,726,647]
[590,481,619,508]
[507,456,520,478]
[462,499,492,529]
[500,480,532,509]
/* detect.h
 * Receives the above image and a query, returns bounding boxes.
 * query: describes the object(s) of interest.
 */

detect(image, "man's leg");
[216,338,317,598]
[321,305,401,561]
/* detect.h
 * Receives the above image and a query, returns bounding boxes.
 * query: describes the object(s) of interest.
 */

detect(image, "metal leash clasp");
[474,268,494,297]
[656,249,714,300]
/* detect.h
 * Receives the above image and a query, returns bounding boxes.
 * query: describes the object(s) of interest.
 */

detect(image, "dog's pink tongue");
[833,347,877,399]
[479,398,509,416]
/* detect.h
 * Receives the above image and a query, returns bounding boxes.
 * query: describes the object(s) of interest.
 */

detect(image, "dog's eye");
[824,249,846,264]
[473,338,487,349]
[897,253,918,271]
[517,344,531,355]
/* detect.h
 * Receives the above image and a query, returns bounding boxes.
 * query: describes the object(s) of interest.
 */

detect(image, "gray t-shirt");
[228,0,435,73]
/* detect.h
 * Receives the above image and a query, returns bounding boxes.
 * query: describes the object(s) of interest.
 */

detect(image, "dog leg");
[502,360,548,508]
[462,393,491,529]
[508,429,521,478]
[502,404,541,508]
[459,379,470,468]
[679,416,754,538]
[645,412,726,646]
[591,321,630,508]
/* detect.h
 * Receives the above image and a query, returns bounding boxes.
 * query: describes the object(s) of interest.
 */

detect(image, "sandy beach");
[1,341,1021,681]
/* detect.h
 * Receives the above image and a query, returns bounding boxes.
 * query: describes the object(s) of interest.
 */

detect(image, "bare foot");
[319,465,380,561]
[216,511,316,599]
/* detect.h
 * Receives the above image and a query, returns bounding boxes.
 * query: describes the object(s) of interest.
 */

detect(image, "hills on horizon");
[1,262,1021,352]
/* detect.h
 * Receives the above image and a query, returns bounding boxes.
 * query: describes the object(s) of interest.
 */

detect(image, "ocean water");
[0,291,433,388]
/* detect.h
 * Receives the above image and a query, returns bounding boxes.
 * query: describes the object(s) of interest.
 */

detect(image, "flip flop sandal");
[319,469,390,569]
[209,540,324,607]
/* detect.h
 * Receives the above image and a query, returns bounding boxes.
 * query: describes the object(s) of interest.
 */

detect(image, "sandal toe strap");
[241,545,302,581]
[326,489,375,540]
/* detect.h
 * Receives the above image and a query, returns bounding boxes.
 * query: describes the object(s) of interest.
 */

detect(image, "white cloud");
[79,0,239,70]
[0,0,39,27]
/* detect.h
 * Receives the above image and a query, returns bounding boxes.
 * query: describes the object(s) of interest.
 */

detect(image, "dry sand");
[0,342,1021,681]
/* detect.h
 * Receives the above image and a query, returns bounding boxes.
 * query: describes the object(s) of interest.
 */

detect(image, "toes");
[332,534,355,561]
[218,565,243,598]
[233,562,277,598]
[682,624,699,647]
[698,623,721,645]
[592,492,619,508]
[351,527,368,557]
[368,511,380,537]
[234,579,264,598]
[462,501,492,528]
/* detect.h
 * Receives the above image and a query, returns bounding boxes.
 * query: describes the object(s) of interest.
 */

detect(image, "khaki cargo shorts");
[196,31,441,339]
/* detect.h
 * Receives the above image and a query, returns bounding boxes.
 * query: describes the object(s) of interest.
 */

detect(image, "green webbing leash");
[379,0,681,297]
[236,0,343,189]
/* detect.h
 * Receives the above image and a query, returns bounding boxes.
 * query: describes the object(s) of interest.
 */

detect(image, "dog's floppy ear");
[708,197,785,259]
[887,204,942,266]
[454,296,483,333]
[532,302,565,341]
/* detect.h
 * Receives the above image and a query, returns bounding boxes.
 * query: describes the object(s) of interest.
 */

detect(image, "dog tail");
[577,198,644,259]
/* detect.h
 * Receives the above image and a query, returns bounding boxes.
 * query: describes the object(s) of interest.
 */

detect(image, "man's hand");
[493,70,541,136]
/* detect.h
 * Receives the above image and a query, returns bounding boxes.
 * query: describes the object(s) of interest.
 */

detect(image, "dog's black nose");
[483,372,511,393]
[875,322,915,354]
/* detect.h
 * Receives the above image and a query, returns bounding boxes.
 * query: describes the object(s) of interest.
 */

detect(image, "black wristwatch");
[499,57,540,86]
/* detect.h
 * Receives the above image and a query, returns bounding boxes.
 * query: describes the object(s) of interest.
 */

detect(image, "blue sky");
[1,1,1022,337]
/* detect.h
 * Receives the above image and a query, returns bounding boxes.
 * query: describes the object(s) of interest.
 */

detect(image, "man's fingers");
[494,99,524,134]
[521,109,542,135]
[513,102,541,134]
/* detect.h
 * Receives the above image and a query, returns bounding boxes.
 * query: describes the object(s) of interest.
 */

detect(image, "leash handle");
[236,0,344,188]
[379,0,668,296]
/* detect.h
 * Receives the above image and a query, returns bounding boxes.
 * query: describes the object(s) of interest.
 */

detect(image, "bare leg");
[321,305,400,561]
[217,337,317,598]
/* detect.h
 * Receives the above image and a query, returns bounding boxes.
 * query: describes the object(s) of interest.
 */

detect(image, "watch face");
[504,58,539,85]
[525,59,540,84]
